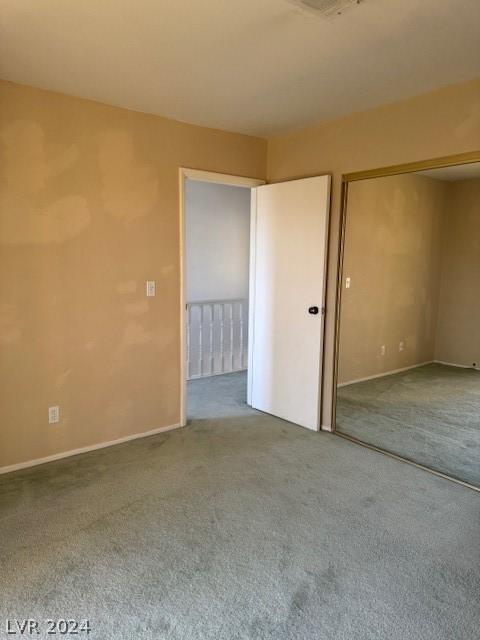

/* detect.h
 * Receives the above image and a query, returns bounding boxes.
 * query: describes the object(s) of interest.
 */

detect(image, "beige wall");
[267,78,480,427]
[0,80,266,468]
[338,174,446,385]
[435,177,480,367]
[335,173,479,385]
[1,77,479,467]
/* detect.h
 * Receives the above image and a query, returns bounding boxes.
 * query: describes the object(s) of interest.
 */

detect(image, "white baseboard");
[337,361,434,388]
[0,422,182,476]
[188,366,247,381]
[434,360,479,370]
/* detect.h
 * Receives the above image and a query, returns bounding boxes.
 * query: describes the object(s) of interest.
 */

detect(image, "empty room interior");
[0,1,479,639]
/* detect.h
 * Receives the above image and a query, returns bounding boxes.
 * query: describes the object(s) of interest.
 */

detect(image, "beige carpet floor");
[0,371,478,639]
[337,363,480,487]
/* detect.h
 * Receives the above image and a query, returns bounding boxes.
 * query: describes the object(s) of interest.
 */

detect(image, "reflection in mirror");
[336,162,480,488]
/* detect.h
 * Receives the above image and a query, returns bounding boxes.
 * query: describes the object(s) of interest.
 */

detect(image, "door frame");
[331,149,480,432]
[179,168,265,426]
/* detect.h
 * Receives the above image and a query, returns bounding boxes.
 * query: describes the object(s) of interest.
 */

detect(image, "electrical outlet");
[399,341,405,352]
[146,280,156,297]
[345,276,351,289]
[380,345,386,356]
[48,406,60,424]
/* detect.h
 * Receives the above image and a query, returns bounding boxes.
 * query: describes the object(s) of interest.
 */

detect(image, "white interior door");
[247,175,331,430]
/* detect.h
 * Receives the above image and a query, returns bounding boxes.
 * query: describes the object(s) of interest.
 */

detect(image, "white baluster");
[198,304,203,377]
[220,303,225,373]
[239,301,244,370]
[186,304,191,379]
[230,302,235,371]
[187,299,249,379]
[209,303,214,376]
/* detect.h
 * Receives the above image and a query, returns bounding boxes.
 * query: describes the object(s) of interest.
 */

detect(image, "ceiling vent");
[288,0,363,18]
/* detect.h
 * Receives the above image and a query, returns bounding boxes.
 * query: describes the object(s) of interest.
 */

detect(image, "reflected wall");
[336,164,480,487]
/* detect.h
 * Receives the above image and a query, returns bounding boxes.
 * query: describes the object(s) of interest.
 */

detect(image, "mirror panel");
[336,162,480,487]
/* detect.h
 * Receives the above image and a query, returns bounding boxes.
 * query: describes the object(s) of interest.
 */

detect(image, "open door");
[248,175,331,430]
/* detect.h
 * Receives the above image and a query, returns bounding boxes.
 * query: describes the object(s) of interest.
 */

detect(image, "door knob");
[308,306,319,315]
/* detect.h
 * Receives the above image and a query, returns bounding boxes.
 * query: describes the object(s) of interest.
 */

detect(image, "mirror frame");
[331,150,480,487]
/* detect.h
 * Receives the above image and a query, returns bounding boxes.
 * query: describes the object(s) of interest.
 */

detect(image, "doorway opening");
[180,169,331,430]
[179,170,264,423]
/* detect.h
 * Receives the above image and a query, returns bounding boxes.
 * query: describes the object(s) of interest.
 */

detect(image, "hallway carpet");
[336,363,480,487]
[1,372,479,639]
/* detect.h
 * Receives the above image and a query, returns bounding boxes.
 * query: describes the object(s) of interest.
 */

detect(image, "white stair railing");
[186,298,248,379]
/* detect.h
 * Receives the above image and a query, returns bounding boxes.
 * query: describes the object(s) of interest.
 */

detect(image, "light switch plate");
[146,280,156,297]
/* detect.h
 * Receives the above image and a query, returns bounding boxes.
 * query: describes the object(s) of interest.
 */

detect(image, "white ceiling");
[1,0,479,136]
[416,162,480,182]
